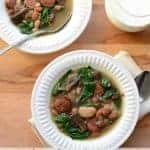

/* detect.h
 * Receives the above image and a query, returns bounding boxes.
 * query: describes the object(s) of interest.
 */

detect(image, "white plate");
[31,50,139,150]
[0,0,92,54]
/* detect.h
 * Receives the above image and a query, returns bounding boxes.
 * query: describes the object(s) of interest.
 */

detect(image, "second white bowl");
[0,0,92,54]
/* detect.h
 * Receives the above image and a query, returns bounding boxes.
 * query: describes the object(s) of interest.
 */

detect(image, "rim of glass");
[116,0,150,18]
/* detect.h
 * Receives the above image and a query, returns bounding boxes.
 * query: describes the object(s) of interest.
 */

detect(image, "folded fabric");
[29,51,147,147]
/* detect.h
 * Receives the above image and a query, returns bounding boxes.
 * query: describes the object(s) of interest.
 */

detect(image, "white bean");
[78,106,96,118]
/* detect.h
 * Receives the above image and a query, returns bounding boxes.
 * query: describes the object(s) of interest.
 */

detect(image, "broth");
[49,0,72,31]
[50,66,123,140]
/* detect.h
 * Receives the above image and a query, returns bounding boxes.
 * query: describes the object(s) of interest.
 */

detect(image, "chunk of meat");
[96,108,103,118]
[93,72,101,80]
[34,6,42,12]
[25,0,36,8]
[94,82,104,97]
[95,112,110,128]
[92,96,99,103]
[102,107,111,117]
[8,9,15,15]
[109,111,119,121]
[54,96,72,113]
[40,0,56,7]
[96,107,111,118]
[96,106,112,118]
[32,11,39,20]
[87,118,100,133]
[95,119,106,128]
[6,0,16,9]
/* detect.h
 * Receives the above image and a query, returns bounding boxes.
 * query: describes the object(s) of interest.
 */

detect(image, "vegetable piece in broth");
[78,67,95,105]
[55,113,90,139]
[19,20,34,34]
[52,70,72,96]
[101,77,111,88]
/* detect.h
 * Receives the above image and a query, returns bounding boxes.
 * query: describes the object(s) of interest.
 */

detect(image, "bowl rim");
[31,50,139,149]
[0,0,92,54]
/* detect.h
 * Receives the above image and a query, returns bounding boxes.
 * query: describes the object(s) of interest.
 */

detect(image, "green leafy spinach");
[19,20,34,34]
[79,81,95,105]
[78,66,94,82]
[55,113,90,139]
[78,67,95,105]
[40,7,53,27]
[52,70,72,96]
[101,77,111,88]
[114,99,122,109]
[101,89,120,101]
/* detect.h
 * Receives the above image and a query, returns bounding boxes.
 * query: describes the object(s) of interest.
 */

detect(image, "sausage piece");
[40,0,56,7]
[96,104,112,118]
[6,0,16,9]
[25,0,36,8]
[101,107,112,117]
[96,109,103,118]
[54,96,72,113]
[94,82,104,97]
[109,111,119,121]
[87,118,100,133]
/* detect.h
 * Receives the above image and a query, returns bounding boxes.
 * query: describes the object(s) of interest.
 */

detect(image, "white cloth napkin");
[29,51,147,146]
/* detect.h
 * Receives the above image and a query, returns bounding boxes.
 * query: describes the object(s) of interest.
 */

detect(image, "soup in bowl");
[31,50,139,149]
[5,0,73,34]
[50,66,123,139]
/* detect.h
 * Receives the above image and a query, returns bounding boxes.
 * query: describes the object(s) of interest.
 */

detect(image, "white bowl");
[31,50,139,150]
[0,0,92,54]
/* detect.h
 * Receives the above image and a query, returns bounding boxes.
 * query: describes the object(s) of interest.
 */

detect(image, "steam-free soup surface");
[5,0,72,34]
[50,66,123,139]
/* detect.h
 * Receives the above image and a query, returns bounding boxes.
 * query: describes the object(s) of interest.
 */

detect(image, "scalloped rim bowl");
[0,0,92,54]
[31,50,139,150]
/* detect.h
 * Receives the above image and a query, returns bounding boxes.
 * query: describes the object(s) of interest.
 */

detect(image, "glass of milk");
[105,0,150,32]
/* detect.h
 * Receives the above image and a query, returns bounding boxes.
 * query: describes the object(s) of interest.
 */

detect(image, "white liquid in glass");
[119,0,150,17]
[105,0,150,32]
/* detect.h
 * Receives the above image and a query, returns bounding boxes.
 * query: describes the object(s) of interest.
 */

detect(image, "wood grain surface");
[0,0,150,148]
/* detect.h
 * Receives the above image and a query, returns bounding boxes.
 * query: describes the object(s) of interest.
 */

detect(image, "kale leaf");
[55,113,90,139]
[40,7,53,27]
[78,67,95,105]
[78,66,94,82]
[114,99,122,109]
[52,70,72,96]
[101,88,120,101]
[55,113,71,124]
[101,77,111,88]
[19,20,34,34]
[79,81,95,105]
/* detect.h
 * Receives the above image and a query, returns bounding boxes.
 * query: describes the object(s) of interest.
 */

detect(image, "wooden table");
[0,0,150,148]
